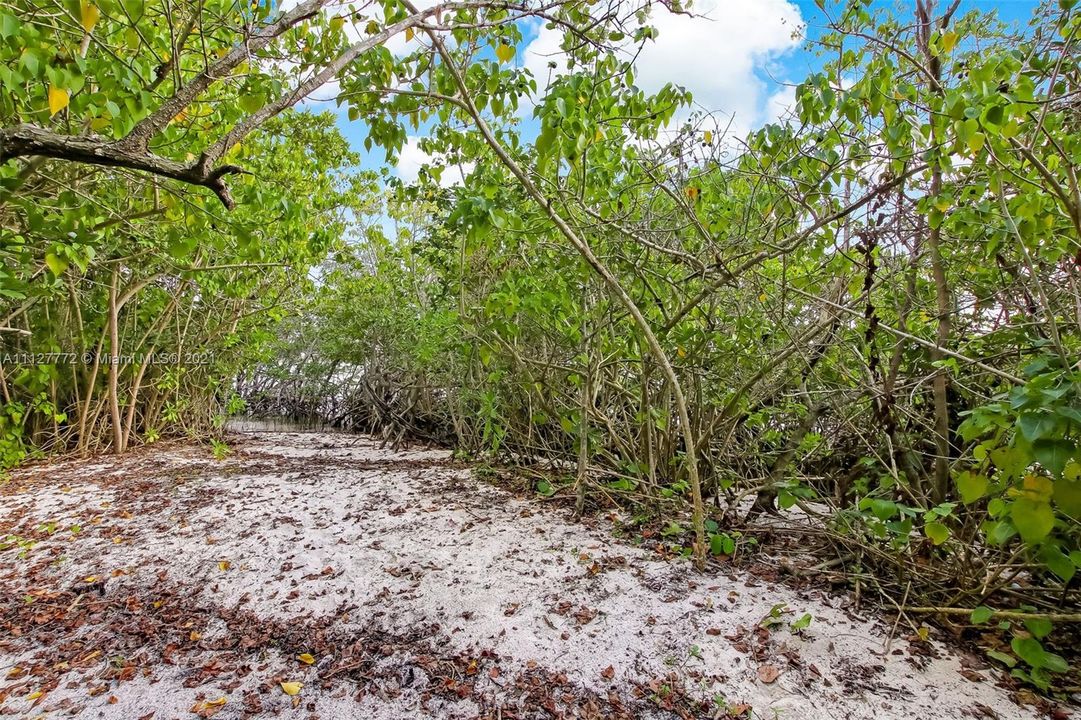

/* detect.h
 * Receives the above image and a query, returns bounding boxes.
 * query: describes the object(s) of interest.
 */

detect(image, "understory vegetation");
[3,0,1081,699]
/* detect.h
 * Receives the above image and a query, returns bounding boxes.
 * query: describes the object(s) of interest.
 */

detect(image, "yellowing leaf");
[27,690,43,700]
[1022,474,1054,501]
[190,697,227,716]
[218,560,231,571]
[495,43,515,64]
[83,575,97,583]
[80,2,100,33]
[297,653,315,665]
[405,27,414,41]
[280,681,302,696]
[941,31,958,53]
[703,130,713,144]
[329,15,345,32]
[190,631,202,641]
[48,85,69,116]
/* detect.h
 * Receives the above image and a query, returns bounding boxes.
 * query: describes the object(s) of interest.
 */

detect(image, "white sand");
[0,432,1038,719]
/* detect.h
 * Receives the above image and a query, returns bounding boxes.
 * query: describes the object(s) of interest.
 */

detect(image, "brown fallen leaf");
[757,664,780,684]
[600,666,615,680]
[958,668,984,683]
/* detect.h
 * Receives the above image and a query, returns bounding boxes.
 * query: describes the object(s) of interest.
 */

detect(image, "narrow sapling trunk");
[107,268,124,455]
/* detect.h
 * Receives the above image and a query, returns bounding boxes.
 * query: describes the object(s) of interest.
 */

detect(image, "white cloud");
[764,83,797,126]
[520,0,803,138]
[520,17,569,92]
[395,136,475,187]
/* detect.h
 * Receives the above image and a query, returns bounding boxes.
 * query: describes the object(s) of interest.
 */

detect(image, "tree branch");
[0,124,247,209]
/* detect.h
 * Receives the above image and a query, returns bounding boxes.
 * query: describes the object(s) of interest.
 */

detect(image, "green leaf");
[1011,636,1047,669]
[1042,651,1069,674]
[0,12,18,38]
[870,498,896,521]
[790,613,813,632]
[535,128,556,156]
[970,606,994,624]
[710,533,735,556]
[1033,438,1074,477]
[44,252,69,276]
[1019,413,1057,442]
[990,445,1029,479]
[1024,616,1053,640]
[1010,499,1055,544]
[956,471,987,504]
[1053,476,1081,518]
[985,519,1016,545]
[1040,545,1075,583]
[239,93,266,114]
[924,521,949,545]
[986,649,1016,668]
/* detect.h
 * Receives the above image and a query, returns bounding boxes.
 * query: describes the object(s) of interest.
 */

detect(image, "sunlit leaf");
[47,85,69,116]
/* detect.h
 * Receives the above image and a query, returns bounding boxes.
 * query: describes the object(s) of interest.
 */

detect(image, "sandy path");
[0,432,1038,720]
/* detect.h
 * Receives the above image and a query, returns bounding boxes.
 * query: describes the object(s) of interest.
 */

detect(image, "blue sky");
[782,0,1040,80]
[308,0,1043,183]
